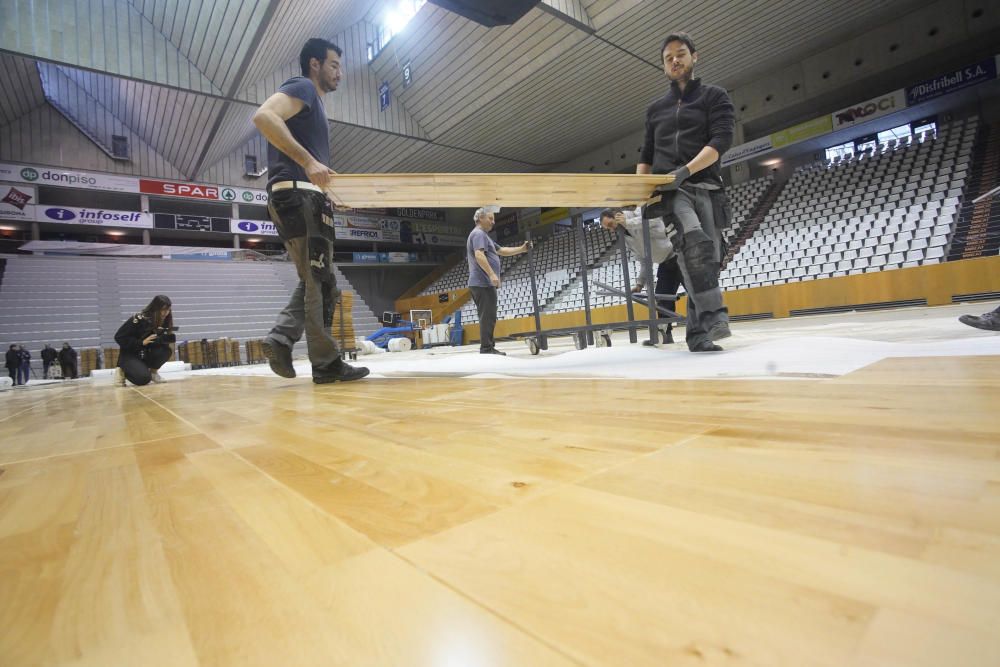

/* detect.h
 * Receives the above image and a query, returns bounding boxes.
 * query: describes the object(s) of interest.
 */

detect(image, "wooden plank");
[324,172,673,208]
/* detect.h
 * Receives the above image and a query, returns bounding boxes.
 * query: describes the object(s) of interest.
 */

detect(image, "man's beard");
[669,63,694,84]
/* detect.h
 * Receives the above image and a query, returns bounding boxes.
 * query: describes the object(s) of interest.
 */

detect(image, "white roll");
[387,337,412,352]
[360,340,379,355]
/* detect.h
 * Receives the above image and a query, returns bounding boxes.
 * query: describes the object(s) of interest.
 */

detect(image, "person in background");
[41,344,57,379]
[114,295,176,386]
[58,342,78,380]
[17,345,31,385]
[6,344,19,384]
[466,207,531,355]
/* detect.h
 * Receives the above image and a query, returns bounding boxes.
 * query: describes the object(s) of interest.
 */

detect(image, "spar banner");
[38,206,152,228]
[0,184,36,220]
[140,179,221,200]
[906,56,999,106]
[0,163,138,193]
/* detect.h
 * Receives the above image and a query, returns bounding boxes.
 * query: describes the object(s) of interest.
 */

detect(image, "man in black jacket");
[638,32,734,352]
[5,344,19,384]
[58,342,78,380]
[40,344,57,379]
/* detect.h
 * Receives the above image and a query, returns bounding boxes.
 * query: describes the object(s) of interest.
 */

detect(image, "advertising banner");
[906,56,999,106]
[38,206,152,228]
[0,163,138,193]
[832,89,906,130]
[0,184,36,220]
[720,136,775,167]
[770,115,833,149]
[231,219,279,236]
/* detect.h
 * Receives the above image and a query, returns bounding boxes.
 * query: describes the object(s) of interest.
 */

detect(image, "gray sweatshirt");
[619,208,674,286]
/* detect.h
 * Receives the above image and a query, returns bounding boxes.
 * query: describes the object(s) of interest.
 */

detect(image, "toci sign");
[832,90,906,130]
[41,206,152,228]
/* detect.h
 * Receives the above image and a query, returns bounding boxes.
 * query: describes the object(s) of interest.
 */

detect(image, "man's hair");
[599,209,617,220]
[660,32,695,59]
[473,207,489,222]
[300,38,342,77]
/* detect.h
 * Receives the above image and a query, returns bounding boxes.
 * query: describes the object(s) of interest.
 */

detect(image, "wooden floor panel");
[1,356,999,665]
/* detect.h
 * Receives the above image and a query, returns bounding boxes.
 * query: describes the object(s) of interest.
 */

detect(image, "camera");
[153,326,179,344]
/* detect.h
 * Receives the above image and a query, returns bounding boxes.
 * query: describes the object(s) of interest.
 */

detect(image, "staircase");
[723,179,785,268]
[949,122,1000,260]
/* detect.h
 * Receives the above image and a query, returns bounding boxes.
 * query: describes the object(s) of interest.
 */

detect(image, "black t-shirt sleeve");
[277,78,315,113]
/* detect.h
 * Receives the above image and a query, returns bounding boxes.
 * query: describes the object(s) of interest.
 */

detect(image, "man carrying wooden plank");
[253,38,369,384]
[638,32,735,352]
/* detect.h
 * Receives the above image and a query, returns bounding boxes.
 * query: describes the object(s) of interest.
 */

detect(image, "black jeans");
[119,344,172,386]
[655,258,683,318]
[60,361,78,379]
[470,286,498,352]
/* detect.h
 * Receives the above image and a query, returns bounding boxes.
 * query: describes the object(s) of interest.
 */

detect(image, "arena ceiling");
[0,0,933,180]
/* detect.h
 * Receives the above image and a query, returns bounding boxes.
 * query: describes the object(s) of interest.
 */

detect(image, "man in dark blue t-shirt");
[253,37,368,384]
[466,208,530,355]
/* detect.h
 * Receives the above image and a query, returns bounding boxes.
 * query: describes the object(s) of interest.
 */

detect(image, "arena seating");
[0,255,380,371]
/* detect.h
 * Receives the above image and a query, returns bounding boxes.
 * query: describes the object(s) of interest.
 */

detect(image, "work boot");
[150,370,165,383]
[708,321,731,342]
[480,348,507,356]
[313,359,370,384]
[262,338,296,378]
[959,309,1000,332]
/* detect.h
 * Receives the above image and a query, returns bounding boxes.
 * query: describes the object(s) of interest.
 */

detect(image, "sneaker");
[690,340,723,352]
[262,338,296,378]
[115,367,126,387]
[313,359,370,384]
[959,310,1000,332]
[480,348,507,356]
[708,321,731,342]
[150,371,165,383]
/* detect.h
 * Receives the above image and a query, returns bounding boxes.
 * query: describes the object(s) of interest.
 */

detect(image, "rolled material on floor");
[388,337,413,353]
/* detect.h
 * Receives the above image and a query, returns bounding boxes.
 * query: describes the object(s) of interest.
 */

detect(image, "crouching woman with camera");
[114,295,177,386]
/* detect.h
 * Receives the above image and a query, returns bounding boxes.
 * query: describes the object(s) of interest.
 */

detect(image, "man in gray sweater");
[600,208,682,346]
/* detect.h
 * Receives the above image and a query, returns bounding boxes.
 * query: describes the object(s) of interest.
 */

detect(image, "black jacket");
[41,347,57,363]
[115,313,176,355]
[5,349,18,369]
[58,347,77,364]
[640,78,735,187]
